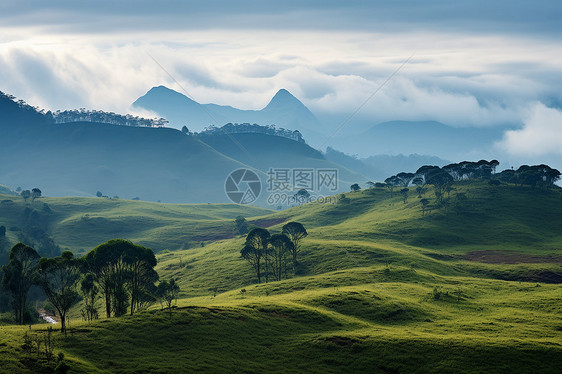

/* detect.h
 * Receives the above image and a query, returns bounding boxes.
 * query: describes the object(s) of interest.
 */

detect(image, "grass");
[0,194,273,254]
[0,181,561,372]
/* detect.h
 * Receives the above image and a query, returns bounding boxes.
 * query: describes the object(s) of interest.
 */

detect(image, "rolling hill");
[0,91,364,205]
[1,180,561,373]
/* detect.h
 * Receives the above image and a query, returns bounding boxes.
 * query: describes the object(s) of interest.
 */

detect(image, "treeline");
[0,91,169,128]
[241,222,308,283]
[195,123,305,143]
[363,160,561,215]
[52,109,169,128]
[0,239,179,333]
[382,160,560,190]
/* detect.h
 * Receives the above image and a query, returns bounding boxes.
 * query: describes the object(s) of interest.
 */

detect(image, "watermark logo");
[225,168,261,204]
[225,167,339,206]
[266,168,338,193]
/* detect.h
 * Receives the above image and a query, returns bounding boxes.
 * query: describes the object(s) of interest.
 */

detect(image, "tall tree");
[1,243,40,324]
[281,222,308,268]
[80,273,99,322]
[124,244,158,315]
[242,228,270,283]
[400,188,409,204]
[241,244,262,283]
[31,188,42,202]
[268,234,293,281]
[85,239,158,318]
[425,168,454,204]
[157,278,180,313]
[37,251,81,333]
[20,190,31,202]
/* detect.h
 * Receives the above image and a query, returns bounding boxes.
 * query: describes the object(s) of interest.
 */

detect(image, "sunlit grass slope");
[1,181,561,373]
[0,194,273,254]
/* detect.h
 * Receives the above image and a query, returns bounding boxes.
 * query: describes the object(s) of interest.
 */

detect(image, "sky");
[1,1,562,163]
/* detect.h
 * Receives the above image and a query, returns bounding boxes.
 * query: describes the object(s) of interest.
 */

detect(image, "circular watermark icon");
[225,168,261,204]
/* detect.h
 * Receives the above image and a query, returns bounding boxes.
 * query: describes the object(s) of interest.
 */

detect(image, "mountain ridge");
[132,86,324,137]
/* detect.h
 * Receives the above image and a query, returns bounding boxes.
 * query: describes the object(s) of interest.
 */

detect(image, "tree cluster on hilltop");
[52,109,168,128]
[381,160,560,190]
[0,91,169,128]
[360,160,561,215]
[241,222,308,283]
[196,123,305,143]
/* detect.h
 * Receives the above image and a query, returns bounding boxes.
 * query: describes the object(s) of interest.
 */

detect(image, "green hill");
[0,194,272,257]
[1,181,561,373]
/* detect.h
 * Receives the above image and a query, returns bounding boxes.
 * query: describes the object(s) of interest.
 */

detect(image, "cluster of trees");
[381,160,559,191]
[241,222,307,283]
[51,109,169,128]
[19,188,42,203]
[496,164,561,188]
[360,160,560,214]
[196,123,305,143]
[0,239,178,333]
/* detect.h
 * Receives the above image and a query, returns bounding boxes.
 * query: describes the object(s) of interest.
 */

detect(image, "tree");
[85,239,158,318]
[268,234,293,281]
[489,160,500,174]
[282,222,308,268]
[96,191,103,198]
[80,273,99,322]
[350,183,361,192]
[157,278,180,313]
[294,189,311,203]
[384,176,402,196]
[21,190,31,202]
[242,228,270,283]
[241,244,262,284]
[37,251,81,333]
[181,126,190,134]
[1,243,40,324]
[425,168,453,204]
[124,243,158,315]
[366,181,376,189]
[400,188,409,204]
[234,216,249,235]
[420,199,430,216]
[31,188,42,202]
[395,172,415,187]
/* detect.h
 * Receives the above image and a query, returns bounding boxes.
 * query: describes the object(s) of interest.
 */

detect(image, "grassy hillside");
[197,132,368,191]
[1,181,561,373]
[0,194,272,255]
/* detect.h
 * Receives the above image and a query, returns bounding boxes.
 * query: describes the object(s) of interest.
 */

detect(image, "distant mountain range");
[328,120,512,160]
[0,91,364,205]
[132,86,325,141]
[133,86,515,162]
[1,87,518,205]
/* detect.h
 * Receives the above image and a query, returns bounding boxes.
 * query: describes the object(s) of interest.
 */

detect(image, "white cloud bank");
[497,103,562,156]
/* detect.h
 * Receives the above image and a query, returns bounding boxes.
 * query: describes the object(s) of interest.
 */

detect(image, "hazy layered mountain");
[132,86,325,140]
[324,147,449,182]
[197,132,367,190]
[327,120,512,160]
[0,92,364,205]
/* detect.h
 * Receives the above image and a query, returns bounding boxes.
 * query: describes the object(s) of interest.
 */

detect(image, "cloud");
[0,1,561,38]
[497,103,562,156]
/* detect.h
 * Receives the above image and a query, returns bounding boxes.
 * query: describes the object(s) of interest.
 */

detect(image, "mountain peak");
[264,89,305,111]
